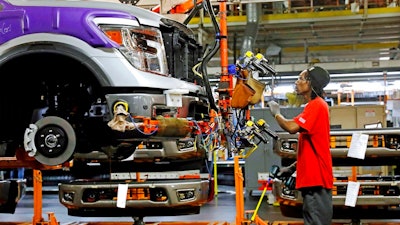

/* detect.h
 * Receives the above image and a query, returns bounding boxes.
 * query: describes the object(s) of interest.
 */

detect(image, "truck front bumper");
[59,178,210,217]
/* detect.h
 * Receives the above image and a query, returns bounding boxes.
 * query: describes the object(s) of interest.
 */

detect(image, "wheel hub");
[35,126,68,158]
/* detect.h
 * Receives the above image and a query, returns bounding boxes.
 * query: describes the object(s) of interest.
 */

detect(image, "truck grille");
[160,18,203,85]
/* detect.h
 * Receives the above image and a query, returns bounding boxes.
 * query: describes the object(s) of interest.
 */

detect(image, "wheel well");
[0,50,103,146]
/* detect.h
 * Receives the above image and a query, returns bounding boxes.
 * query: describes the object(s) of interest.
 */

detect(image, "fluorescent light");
[260,71,400,80]
[330,71,400,78]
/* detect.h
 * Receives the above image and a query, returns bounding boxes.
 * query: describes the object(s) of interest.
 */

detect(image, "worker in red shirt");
[268,66,333,225]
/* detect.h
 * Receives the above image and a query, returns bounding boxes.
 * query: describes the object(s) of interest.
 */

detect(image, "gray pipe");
[240,3,262,57]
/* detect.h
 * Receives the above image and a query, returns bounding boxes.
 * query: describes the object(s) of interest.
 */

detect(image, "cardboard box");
[329,105,386,129]
[356,105,386,128]
[329,106,357,129]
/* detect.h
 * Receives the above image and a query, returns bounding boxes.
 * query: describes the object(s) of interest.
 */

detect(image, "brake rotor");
[32,116,76,166]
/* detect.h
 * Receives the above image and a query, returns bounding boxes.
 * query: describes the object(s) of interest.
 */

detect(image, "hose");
[199,0,220,112]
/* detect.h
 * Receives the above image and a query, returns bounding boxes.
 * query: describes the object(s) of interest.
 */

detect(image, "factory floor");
[3,185,400,225]
[1,185,293,224]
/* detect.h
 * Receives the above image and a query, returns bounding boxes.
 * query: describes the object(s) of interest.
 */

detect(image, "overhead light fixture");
[332,71,400,77]
[266,44,281,57]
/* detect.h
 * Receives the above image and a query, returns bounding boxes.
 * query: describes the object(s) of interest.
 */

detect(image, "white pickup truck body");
[0,0,213,217]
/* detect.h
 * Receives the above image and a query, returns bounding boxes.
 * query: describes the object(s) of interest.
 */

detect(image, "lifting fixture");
[0,148,69,225]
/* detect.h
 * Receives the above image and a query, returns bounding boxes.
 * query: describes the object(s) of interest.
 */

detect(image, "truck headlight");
[62,191,75,202]
[177,189,195,201]
[281,139,298,152]
[99,24,168,76]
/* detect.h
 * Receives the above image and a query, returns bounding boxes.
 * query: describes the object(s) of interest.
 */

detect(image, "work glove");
[270,162,296,179]
[268,100,280,117]
[277,161,297,178]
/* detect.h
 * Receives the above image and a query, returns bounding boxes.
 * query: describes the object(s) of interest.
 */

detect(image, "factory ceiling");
[136,0,400,84]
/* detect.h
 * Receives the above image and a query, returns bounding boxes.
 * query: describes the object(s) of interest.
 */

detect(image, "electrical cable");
[127,114,158,136]
[192,62,203,78]
[198,0,220,112]
[183,1,204,25]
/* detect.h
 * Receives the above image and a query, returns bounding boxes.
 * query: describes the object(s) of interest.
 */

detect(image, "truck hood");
[7,0,164,28]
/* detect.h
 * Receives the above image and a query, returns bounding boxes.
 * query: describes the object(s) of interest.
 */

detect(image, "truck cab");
[0,0,214,217]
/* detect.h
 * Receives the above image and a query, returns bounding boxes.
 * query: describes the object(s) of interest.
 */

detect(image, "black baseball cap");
[308,66,330,90]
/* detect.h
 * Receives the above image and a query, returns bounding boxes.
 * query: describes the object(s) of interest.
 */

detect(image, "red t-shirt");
[293,97,333,189]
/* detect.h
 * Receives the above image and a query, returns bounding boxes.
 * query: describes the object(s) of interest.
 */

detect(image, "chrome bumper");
[59,179,210,210]
[274,178,400,207]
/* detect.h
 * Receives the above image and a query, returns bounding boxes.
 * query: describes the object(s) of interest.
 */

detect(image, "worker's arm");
[268,100,301,134]
[274,114,300,134]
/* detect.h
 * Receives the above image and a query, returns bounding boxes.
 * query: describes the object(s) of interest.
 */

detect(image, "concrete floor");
[1,185,299,224]
[2,186,400,225]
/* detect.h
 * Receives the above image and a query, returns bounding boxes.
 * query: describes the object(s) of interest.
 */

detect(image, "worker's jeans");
[301,186,332,225]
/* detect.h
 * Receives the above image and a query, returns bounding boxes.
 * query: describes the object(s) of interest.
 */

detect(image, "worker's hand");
[268,100,280,117]
[277,161,297,177]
